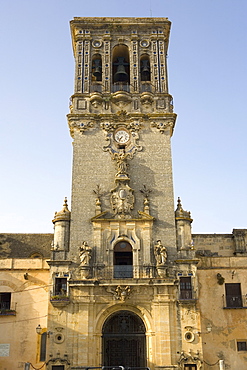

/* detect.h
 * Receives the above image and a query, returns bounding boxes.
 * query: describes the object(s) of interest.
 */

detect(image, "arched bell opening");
[140,54,151,93]
[102,310,146,368]
[91,54,102,92]
[112,44,130,92]
[113,241,133,278]
[140,54,151,81]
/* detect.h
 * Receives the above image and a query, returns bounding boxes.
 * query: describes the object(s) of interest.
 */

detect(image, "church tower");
[47,17,202,370]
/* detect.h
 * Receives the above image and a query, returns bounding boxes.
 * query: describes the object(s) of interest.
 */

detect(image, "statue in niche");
[79,241,92,266]
[154,240,167,265]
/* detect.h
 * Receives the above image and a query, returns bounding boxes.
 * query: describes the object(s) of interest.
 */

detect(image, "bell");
[141,59,150,80]
[114,57,129,82]
[92,59,102,80]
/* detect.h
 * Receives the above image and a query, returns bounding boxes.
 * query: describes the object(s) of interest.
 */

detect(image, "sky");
[0,0,246,234]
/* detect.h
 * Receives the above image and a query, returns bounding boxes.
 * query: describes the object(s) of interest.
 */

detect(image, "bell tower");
[47,17,202,370]
[67,17,177,266]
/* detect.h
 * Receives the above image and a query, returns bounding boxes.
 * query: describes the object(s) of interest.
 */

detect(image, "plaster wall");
[197,257,247,369]
[0,259,49,370]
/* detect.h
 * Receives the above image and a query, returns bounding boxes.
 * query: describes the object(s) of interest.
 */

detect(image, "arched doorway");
[102,310,146,367]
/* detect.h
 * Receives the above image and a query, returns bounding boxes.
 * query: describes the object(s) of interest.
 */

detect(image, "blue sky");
[0,0,246,234]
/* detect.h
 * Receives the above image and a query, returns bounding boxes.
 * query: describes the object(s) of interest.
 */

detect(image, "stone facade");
[0,17,247,370]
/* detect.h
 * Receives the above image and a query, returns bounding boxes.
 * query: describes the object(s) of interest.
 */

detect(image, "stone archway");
[102,310,146,368]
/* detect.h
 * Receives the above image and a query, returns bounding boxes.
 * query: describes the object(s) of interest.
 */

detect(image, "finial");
[62,197,69,212]
[93,185,102,197]
[140,185,152,198]
[140,185,152,214]
[175,197,192,221]
[52,197,71,223]
[63,197,68,208]
[93,185,102,215]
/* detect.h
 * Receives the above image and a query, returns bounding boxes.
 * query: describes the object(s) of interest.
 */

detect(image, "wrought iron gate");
[102,311,146,368]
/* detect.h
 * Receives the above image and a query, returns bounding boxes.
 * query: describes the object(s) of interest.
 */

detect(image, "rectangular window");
[237,341,247,351]
[40,332,47,361]
[55,278,67,296]
[0,293,11,310]
[184,365,197,370]
[52,366,65,370]
[180,277,192,299]
[225,283,242,308]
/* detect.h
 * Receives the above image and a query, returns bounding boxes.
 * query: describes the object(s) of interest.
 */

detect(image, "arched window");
[112,44,130,92]
[113,241,133,278]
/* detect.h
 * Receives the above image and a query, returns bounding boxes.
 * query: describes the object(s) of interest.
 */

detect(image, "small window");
[0,293,11,310]
[225,283,243,308]
[52,367,64,370]
[55,278,67,296]
[237,341,247,351]
[184,365,197,370]
[180,277,192,299]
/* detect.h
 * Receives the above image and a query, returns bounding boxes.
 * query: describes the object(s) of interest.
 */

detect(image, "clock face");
[114,129,130,144]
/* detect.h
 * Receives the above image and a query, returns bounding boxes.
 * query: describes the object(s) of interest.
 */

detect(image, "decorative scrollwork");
[69,120,94,136]
[151,120,174,134]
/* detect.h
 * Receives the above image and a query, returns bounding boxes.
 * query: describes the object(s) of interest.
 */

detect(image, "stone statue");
[79,241,92,266]
[154,240,167,265]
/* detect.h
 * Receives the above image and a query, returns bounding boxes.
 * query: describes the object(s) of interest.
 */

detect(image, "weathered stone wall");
[193,233,234,257]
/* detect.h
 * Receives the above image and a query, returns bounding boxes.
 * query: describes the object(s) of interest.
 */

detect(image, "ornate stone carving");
[102,122,142,158]
[69,120,94,136]
[140,92,154,107]
[151,120,174,134]
[107,285,131,301]
[178,351,203,369]
[111,91,132,108]
[116,109,128,121]
[89,92,103,108]
[110,151,134,219]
